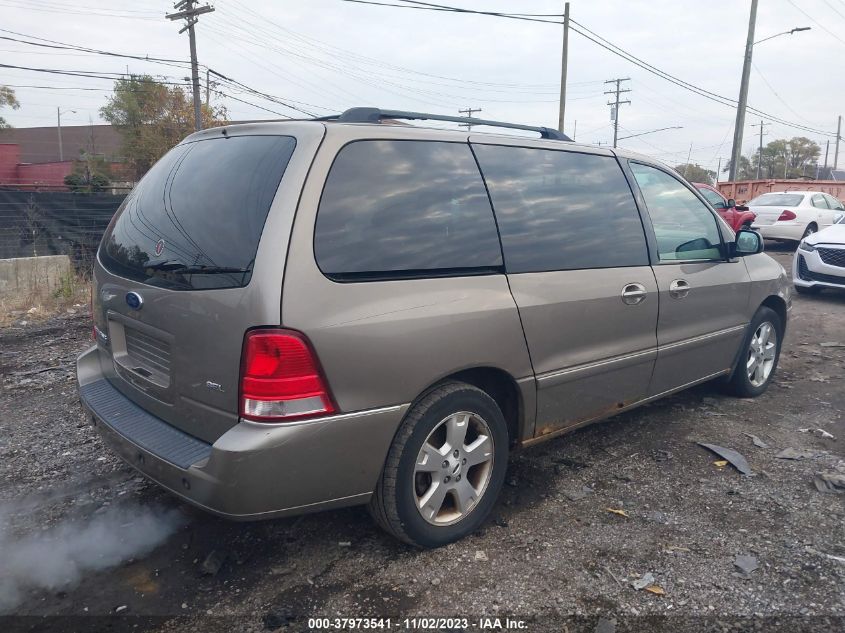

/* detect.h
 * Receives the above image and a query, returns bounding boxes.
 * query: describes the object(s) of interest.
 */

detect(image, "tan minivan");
[78,108,790,547]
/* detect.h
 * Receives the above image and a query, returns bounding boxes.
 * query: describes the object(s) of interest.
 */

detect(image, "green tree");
[674,163,716,184]
[723,155,754,181]
[0,85,20,128]
[64,152,112,192]
[750,137,820,179]
[100,75,227,177]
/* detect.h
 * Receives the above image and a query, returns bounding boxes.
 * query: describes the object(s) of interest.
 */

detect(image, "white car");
[749,191,845,242]
[793,211,845,294]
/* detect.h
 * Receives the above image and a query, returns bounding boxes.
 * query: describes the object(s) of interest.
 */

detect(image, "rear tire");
[725,306,783,398]
[801,223,818,239]
[368,381,509,548]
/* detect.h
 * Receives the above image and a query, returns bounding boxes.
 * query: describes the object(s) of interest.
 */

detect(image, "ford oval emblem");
[125,292,143,310]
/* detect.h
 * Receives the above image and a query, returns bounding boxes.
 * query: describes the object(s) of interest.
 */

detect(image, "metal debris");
[813,472,845,494]
[743,433,769,449]
[697,443,753,475]
[775,448,824,460]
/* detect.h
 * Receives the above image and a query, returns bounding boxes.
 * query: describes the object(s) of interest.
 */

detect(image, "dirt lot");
[1,245,844,633]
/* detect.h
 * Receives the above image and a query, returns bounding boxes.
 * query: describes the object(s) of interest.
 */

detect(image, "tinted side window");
[473,145,648,273]
[630,162,723,262]
[314,141,502,279]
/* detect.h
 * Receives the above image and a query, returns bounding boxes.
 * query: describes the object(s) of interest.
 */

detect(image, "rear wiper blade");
[146,263,251,275]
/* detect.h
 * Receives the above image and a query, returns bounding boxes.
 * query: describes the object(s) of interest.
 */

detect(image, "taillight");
[239,329,336,422]
[777,210,797,221]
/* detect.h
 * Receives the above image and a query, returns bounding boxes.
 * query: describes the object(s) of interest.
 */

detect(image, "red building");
[0,124,124,190]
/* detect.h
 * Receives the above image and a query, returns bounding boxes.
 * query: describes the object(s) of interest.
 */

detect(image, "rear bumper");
[77,345,408,520]
[752,222,805,242]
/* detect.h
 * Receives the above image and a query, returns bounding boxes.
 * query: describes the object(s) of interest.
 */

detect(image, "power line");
[333,0,836,138]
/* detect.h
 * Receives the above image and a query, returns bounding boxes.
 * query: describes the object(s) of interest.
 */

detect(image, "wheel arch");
[760,294,787,330]
[413,366,527,448]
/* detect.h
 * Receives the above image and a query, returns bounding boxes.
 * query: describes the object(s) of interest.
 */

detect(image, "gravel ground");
[1,246,844,633]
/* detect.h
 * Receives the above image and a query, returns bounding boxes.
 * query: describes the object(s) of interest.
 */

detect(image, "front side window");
[473,145,648,273]
[825,194,845,211]
[811,194,829,209]
[314,140,502,280]
[630,162,723,262]
[698,187,727,209]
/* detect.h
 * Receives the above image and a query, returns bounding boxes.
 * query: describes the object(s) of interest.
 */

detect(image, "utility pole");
[458,107,481,131]
[750,120,770,179]
[206,67,210,108]
[728,0,758,181]
[57,107,63,162]
[557,1,570,133]
[604,77,631,148]
[835,115,842,170]
[167,0,215,132]
[716,157,722,183]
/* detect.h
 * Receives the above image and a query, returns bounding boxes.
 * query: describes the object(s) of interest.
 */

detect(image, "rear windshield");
[748,193,804,207]
[100,135,296,290]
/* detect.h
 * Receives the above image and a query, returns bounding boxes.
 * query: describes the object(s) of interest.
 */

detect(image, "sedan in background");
[749,191,845,243]
[793,211,845,294]
[693,183,756,232]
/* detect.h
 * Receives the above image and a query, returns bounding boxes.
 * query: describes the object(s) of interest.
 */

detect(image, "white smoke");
[0,503,182,613]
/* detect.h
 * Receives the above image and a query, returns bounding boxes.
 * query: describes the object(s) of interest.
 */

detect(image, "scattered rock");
[631,572,655,590]
[734,554,759,579]
[562,486,593,502]
[474,550,488,561]
[594,617,616,633]
[114,605,128,614]
[200,550,225,576]
[263,606,295,630]
[819,341,845,348]
[338,541,352,547]
[431,578,441,586]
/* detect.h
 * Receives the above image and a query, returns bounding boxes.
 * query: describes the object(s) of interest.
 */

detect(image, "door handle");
[669,279,691,299]
[621,283,647,305]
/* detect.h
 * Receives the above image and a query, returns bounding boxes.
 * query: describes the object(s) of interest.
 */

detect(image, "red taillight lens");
[777,210,797,221]
[239,329,336,422]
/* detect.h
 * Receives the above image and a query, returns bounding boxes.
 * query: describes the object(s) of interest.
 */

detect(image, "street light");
[728,0,811,181]
[57,107,76,162]
[754,26,811,46]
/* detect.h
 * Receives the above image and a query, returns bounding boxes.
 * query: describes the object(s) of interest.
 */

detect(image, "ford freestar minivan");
[77,108,790,547]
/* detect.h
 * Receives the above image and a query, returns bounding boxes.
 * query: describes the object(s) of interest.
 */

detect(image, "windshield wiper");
[146,263,251,275]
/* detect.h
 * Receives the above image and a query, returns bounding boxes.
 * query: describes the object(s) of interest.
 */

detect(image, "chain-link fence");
[0,189,126,272]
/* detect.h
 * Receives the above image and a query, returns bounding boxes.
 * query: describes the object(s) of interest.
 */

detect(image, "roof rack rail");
[317,107,572,141]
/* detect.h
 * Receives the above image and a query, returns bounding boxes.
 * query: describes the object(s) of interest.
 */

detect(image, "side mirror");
[732,229,763,256]
[727,198,737,208]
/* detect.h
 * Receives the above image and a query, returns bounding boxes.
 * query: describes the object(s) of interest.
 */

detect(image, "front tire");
[726,307,783,398]
[369,382,509,548]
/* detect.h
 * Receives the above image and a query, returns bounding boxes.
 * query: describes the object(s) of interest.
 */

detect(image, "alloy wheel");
[746,321,777,387]
[413,411,495,526]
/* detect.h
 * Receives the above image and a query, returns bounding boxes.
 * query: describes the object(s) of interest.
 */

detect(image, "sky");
[1,0,843,178]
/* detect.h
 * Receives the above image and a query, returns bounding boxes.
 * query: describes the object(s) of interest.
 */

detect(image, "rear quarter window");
[314,140,503,280]
[472,144,649,273]
[100,135,296,290]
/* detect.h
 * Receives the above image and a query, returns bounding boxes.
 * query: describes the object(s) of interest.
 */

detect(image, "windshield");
[697,187,727,208]
[748,193,804,207]
[100,135,296,290]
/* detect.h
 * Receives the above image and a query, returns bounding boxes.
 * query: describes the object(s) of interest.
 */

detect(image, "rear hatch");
[92,128,311,443]
[748,193,805,226]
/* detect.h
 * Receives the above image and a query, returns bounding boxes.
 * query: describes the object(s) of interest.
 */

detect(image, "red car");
[693,182,756,232]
